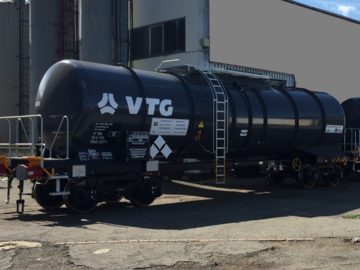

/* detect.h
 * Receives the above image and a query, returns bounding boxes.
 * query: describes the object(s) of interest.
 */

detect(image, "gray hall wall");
[210,0,360,103]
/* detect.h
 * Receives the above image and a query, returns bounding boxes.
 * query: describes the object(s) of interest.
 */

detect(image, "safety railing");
[0,115,43,167]
[155,59,272,80]
[0,114,69,167]
[342,128,360,152]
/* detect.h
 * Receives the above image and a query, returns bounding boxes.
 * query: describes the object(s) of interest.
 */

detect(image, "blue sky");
[294,0,360,21]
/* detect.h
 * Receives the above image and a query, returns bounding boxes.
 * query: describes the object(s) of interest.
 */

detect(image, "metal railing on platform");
[342,128,360,153]
[0,114,69,167]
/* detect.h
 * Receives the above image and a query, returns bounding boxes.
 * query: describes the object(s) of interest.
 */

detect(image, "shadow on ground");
[2,176,360,230]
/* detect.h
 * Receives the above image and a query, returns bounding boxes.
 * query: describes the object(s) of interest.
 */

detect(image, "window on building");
[132,18,185,60]
[150,24,164,55]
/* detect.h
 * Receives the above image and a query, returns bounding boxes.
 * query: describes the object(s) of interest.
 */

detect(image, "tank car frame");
[1,60,359,214]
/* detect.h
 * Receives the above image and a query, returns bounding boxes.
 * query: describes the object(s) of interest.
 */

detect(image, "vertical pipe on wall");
[18,0,22,117]
[113,0,118,64]
[58,0,62,60]
[129,0,133,67]
[75,0,79,59]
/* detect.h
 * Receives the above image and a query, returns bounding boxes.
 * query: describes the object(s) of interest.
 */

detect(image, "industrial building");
[0,0,360,142]
[0,0,128,142]
[131,0,360,103]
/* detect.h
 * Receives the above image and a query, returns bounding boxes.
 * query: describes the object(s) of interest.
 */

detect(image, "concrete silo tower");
[79,0,112,64]
[0,1,20,142]
[29,0,59,115]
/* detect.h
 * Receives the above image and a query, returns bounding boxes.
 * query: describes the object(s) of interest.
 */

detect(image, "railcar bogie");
[60,176,161,213]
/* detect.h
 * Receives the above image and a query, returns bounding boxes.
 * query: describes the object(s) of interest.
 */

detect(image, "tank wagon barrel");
[37,60,345,160]
[1,59,359,214]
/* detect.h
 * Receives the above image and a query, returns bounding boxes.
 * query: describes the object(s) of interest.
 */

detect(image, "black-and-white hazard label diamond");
[150,135,172,159]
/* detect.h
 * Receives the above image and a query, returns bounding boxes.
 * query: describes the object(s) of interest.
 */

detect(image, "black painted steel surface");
[342,98,360,129]
[36,60,345,161]
[341,98,360,151]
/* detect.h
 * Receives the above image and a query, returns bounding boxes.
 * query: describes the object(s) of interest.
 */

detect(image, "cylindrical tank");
[0,2,19,142]
[30,0,59,115]
[341,98,360,151]
[36,60,345,160]
[341,98,360,129]
[79,0,112,64]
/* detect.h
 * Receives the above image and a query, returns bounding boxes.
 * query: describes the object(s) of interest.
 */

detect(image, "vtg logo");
[126,96,173,116]
[98,93,118,115]
[98,94,173,116]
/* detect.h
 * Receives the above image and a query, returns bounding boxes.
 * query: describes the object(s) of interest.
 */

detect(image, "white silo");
[29,0,59,115]
[79,0,112,64]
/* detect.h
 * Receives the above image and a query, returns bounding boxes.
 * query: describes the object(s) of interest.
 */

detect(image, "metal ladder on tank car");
[155,59,271,184]
[196,68,229,184]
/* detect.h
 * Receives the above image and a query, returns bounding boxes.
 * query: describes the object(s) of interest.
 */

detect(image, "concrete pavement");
[0,176,360,269]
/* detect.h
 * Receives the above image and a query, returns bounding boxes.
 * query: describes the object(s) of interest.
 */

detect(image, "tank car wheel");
[298,164,315,189]
[128,182,156,207]
[266,172,285,188]
[104,193,123,204]
[33,179,66,210]
[325,174,340,187]
[324,165,340,187]
[63,180,97,213]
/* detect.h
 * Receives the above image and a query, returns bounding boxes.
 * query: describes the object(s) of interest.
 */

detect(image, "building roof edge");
[282,0,360,25]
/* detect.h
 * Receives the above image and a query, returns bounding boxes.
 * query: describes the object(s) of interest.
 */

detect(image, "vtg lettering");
[125,97,173,116]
